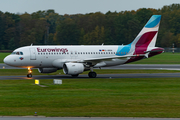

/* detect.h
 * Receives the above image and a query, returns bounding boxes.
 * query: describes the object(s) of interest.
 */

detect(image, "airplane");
[3,15,164,78]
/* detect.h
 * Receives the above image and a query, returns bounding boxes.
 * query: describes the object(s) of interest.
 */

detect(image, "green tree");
[55,18,79,45]
[82,26,105,45]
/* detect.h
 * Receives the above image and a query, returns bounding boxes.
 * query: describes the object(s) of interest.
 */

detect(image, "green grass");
[1,52,180,117]
[0,53,10,63]
[1,78,180,117]
[0,69,180,76]
[0,52,180,64]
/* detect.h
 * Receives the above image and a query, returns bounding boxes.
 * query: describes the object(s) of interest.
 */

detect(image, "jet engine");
[63,63,84,75]
[38,68,58,73]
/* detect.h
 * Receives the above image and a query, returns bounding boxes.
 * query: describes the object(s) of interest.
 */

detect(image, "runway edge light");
[35,79,40,85]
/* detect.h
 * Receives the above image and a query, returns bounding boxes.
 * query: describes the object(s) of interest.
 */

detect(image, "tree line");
[1,4,180,50]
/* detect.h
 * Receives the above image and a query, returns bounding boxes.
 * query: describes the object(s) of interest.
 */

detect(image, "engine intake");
[63,63,84,75]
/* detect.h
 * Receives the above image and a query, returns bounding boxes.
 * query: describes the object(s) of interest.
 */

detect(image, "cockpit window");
[11,52,16,55]
[16,52,20,55]
[11,51,23,55]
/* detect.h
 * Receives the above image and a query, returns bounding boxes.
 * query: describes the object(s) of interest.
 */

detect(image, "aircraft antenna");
[31,43,33,46]
[102,43,104,46]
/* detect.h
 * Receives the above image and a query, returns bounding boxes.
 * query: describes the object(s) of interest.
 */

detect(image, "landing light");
[28,67,32,73]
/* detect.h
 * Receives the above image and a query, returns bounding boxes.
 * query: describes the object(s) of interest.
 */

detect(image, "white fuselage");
[4,45,130,69]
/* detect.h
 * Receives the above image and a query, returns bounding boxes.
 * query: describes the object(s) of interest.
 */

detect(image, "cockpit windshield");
[11,51,23,55]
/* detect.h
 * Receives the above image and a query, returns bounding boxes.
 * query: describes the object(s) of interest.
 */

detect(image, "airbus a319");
[4,15,164,78]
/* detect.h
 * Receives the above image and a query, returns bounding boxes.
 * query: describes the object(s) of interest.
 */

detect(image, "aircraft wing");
[82,54,141,63]
[64,54,147,64]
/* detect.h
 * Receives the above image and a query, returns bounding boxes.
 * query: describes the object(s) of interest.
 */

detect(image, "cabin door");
[30,48,36,60]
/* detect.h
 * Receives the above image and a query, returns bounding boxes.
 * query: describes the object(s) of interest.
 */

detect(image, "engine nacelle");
[38,68,58,73]
[63,63,84,75]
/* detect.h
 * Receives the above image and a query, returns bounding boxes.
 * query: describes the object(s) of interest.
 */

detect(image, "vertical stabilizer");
[130,15,161,55]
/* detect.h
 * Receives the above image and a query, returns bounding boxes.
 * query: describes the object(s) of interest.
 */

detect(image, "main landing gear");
[88,67,97,78]
[27,68,32,78]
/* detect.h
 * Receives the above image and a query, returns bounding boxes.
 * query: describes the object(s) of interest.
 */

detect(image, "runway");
[1,63,180,80]
[1,72,180,80]
[102,64,180,70]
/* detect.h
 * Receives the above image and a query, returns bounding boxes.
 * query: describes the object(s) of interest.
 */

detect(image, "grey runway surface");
[1,73,180,80]
[1,63,180,80]
[102,64,180,70]
[1,63,180,70]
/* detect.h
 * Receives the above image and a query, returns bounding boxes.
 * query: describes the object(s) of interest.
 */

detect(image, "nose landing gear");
[27,68,32,78]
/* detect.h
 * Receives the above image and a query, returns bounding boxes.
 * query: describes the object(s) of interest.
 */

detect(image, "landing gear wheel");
[88,72,97,78]
[27,73,32,78]
[71,74,79,77]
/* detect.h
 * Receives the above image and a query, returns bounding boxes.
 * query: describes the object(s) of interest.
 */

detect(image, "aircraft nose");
[3,56,11,65]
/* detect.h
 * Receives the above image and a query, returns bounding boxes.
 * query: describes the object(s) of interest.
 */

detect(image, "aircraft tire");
[88,72,97,78]
[27,73,32,78]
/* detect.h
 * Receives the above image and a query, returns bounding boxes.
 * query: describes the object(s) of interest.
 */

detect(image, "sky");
[0,0,180,15]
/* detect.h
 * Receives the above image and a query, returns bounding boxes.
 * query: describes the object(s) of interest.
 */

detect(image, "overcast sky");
[0,0,180,15]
